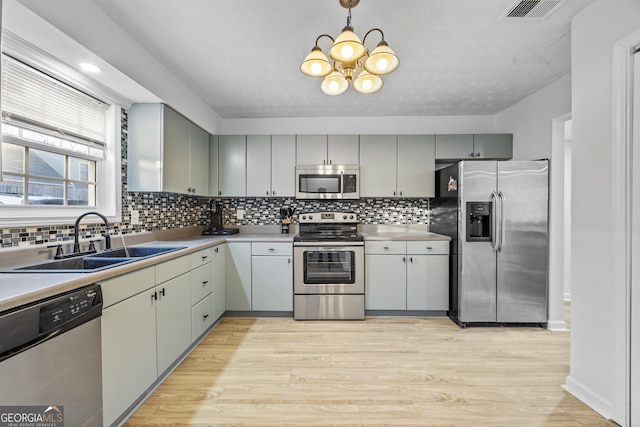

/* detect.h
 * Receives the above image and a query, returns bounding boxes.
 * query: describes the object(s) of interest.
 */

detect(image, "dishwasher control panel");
[40,286,102,334]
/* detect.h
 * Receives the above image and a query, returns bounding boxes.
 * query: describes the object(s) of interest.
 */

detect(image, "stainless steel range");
[293,211,365,320]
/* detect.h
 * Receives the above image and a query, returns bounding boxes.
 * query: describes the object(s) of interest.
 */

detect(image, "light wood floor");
[125,310,615,427]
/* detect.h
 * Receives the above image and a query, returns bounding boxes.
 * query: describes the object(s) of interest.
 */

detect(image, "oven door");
[294,244,364,294]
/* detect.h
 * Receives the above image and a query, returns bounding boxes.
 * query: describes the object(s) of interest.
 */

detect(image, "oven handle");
[293,241,364,247]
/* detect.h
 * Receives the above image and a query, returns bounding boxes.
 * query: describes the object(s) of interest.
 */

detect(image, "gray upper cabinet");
[246,135,272,197]
[435,134,512,160]
[397,135,435,198]
[473,134,513,160]
[218,135,246,197]
[297,134,359,165]
[209,135,219,197]
[271,135,296,197]
[359,135,397,197]
[128,103,209,196]
[435,134,474,160]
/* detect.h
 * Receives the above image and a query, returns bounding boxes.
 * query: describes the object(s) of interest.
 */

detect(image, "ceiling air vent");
[503,0,566,20]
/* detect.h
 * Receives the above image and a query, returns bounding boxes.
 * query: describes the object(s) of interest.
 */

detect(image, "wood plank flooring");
[125,310,615,427]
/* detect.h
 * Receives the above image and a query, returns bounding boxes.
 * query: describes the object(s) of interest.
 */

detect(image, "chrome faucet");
[73,211,111,254]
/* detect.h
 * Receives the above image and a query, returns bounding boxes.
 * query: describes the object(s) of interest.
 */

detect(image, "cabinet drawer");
[99,266,155,308]
[156,254,191,284]
[406,241,449,255]
[251,242,292,256]
[191,262,214,305]
[191,247,213,268]
[191,293,214,342]
[365,241,406,255]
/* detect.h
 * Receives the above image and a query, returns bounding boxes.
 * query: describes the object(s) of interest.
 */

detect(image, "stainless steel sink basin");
[88,246,186,258]
[8,256,135,272]
[0,246,186,273]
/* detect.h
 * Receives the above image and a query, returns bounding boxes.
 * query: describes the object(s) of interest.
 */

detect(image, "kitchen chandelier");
[300,0,399,96]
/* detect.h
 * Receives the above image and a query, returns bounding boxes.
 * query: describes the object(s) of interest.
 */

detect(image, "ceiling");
[22,0,594,119]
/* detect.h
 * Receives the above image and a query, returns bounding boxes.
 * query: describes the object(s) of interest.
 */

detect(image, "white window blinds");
[1,54,108,146]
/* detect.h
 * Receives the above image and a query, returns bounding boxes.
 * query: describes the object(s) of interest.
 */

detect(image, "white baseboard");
[563,375,614,421]
[547,319,568,331]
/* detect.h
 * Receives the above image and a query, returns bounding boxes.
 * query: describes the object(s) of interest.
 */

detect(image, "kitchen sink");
[88,246,185,258]
[0,246,187,273]
[6,256,135,272]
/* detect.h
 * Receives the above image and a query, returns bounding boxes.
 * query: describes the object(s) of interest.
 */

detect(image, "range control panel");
[299,211,358,224]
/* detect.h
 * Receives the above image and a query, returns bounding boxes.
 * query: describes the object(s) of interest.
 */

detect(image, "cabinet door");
[102,288,157,426]
[406,255,449,311]
[192,293,214,342]
[225,242,252,311]
[209,135,219,197]
[213,244,226,320]
[155,273,192,375]
[365,254,407,310]
[435,134,474,160]
[189,123,210,196]
[473,134,513,160]
[218,135,246,196]
[397,135,435,198]
[328,134,359,165]
[163,105,191,193]
[359,135,397,197]
[252,255,293,311]
[271,135,296,197]
[296,134,328,165]
[246,135,272,197]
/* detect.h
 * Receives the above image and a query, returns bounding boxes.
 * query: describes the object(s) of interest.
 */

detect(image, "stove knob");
[309,215,313,220]
[343,215,347,220]
[350,215,354,220]
[302,215,306,220]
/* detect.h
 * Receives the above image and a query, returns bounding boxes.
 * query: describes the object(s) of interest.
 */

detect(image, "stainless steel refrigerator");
[431,160,549,326]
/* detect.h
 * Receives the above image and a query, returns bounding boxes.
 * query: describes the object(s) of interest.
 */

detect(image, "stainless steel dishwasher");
[0,284,103,426]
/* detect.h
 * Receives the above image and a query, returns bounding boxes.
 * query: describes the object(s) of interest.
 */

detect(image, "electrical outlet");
[131,209,140,225]
[236,209,245,220]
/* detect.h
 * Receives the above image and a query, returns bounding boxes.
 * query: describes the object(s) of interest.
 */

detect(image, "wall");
[566,0,640,422]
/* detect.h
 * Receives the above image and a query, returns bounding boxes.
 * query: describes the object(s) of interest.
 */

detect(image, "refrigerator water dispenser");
[466,202,492,242]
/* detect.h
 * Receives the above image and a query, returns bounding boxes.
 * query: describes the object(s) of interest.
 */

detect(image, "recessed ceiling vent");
[503,0,566,20]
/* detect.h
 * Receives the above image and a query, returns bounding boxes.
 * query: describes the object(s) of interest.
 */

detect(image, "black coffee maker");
[203,200,238,235]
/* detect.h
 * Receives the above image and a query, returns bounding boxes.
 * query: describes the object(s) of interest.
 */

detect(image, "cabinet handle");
[469,152,474,158]
[218,190,222,196]
[402,257,406,263]
[426,246,433,251]
[151,292,158,302]
[288,258,291,264]
[266,191,269,196]
[476,152,481,158]
[268,248,275,252]
[202,280,209,286]
[409,257,414,263]
[214,247,219,253]
[272,190,276,196]
[160,288,165,297]
[399,191,403,197]
[202,255,209,260]
[203,314,209,320]
[393,191,396,196]
[383,246,390,250]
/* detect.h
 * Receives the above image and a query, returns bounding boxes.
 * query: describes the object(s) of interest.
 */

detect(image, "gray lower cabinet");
[225,242,252,311]
[190,248,215,342]
[100,252,209,426]
[365,240,449,311]
[251,243,293,311]
[212,244,226,321]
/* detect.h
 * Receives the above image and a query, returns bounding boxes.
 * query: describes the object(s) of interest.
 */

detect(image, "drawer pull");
[268,248,275,252]
[383,246,390,250]
[202,280,209,286]
[203,314,209,320]
[214,247,219,253]
[202,255,209,260]
[426,247,433,251]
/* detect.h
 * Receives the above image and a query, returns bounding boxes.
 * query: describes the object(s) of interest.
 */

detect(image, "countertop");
[0,225,448,312]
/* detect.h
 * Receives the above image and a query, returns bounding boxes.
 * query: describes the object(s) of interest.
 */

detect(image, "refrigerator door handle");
[491,191,500,252]
[498,191,506,251]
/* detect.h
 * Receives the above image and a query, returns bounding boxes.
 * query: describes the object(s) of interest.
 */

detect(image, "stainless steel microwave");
[295,165,360,199]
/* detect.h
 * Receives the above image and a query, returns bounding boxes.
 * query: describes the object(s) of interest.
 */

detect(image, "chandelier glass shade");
[300,0,399,96]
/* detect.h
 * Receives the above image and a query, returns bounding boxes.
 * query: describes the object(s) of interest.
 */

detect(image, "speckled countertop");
[0,224,448,312]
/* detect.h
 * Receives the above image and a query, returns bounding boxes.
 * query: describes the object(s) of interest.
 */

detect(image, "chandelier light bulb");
[341,45,354,59]
[311,62,323,75]
[375,57,388,71]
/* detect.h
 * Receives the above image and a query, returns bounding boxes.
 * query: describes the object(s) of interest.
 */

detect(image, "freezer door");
[496,160,549,323]
[459,161,497,322]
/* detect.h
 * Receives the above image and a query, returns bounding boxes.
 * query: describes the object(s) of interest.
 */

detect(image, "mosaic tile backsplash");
[0,108,430,249]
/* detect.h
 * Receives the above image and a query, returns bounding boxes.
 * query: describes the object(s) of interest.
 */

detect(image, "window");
[0,43,121,226]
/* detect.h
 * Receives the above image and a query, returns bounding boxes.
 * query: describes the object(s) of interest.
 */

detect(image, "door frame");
[612,29,640,426]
